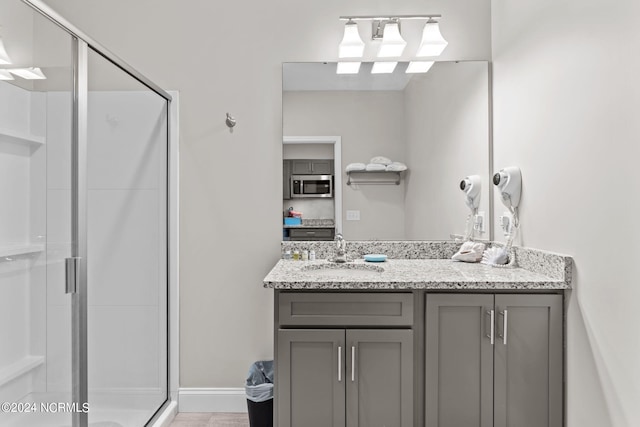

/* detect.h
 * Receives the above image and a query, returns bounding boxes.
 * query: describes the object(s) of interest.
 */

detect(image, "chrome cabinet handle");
[338,346,342,382]
[499,310,508,345]
[485,310,495,345]
[351,346,356,382]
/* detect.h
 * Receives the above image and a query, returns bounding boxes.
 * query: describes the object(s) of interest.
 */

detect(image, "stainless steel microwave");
[291,175,333,198]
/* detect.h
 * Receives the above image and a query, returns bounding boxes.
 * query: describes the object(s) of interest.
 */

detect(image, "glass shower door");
[0,0,75,426]
[84,48,169,426]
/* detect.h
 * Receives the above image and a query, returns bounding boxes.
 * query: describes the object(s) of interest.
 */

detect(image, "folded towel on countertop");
[452,241,486,263]
[386,162,407,172]
[345,162,366,172]
[365,163,387,171]
[370,156,392,165]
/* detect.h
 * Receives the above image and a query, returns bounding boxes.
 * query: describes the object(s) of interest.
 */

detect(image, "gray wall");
[39,0,492,389]
[404,62,490,240]
[284,91,406,240]
[491,0,640,425]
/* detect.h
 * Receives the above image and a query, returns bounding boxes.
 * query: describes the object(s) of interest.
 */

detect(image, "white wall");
[38,0,492,389]
[491,1,640,426]
[404,61,490,240]
[284,90,406,239]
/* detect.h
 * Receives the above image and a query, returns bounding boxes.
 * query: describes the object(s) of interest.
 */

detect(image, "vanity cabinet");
[425,293,563,427]
[275,292,414,427]
[287,227,335,241]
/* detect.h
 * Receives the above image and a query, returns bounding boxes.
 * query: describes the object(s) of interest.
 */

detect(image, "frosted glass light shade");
[339,22,365,58]
[0,38,11,65]
[0,69,14,80]
[336,62,361,74]
[9,67,47,79]
[406,61,434,73]
[371,62,398,74]
[377,22,406,58]
[416,21,448,57]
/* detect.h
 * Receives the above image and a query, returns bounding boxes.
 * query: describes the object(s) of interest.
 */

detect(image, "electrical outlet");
[474,211,485,233]
[500,212,512,236]
[346,210,360,221]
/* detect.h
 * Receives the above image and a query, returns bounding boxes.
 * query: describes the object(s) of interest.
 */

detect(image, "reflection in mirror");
[283,61,491,241]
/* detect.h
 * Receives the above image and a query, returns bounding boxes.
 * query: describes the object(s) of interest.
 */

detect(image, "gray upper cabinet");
[277,329,346,427]
[291,159,333,175]
[494,294,563,427]
[425,293,563,427]
[425,294,494,427]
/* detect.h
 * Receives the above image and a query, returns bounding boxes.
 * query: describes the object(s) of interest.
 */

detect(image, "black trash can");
[245,360,274,427]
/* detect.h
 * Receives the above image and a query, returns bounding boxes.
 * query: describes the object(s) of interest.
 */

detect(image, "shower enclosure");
[0,0,175,426]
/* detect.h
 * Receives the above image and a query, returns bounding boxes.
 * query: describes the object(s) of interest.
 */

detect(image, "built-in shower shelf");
[0,128,45,147]
[0,356,45,388]
[0,244,45,258]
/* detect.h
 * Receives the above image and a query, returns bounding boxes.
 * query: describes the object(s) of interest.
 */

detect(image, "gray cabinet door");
[291,160,313,174]
[283,160,291,200]
[311,159,333,174]
[494,294,563,427]
[425,294,494,427]
[277,329,346,427]
[346,329,413,427]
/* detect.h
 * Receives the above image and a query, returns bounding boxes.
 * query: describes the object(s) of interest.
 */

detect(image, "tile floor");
[168,412,249,427]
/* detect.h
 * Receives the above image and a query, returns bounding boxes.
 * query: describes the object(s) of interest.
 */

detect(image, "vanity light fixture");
[8,67,47,79]
[0,69,13,80]
[337,15,447,74]
[416,19,448,57]
[377,20,406,58]
[371,62,398,74]
[338,20,365,58]
[336,62,361,74]
[406,60,435,73]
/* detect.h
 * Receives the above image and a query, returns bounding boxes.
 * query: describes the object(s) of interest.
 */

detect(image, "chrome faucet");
[334,233,347,263]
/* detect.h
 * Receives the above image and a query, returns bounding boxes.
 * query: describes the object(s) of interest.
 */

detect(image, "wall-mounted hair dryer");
[492,166,521,210]
[459,175,481,212]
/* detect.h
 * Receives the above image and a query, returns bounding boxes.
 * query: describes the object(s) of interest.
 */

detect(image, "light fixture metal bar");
[339,14,441,21]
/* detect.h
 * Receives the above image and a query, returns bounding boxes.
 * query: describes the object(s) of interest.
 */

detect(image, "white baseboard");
[178,388,248,413]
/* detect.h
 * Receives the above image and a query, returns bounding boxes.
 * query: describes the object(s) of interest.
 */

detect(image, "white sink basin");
[301,263,384,278]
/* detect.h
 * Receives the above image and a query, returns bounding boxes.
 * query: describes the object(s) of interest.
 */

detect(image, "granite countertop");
[283,224,335,229]
[283,219,335,229]
[263,258,570,290]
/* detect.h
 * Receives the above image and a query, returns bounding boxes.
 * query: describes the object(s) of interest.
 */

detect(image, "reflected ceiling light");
[0,69,14,80]
[338,20,365,58]
[416,20,448,57]
[377,21,406,58]
[406,61,435,73]
[371,62,398,74]
[9,67,47,79]
[336,62,361,74]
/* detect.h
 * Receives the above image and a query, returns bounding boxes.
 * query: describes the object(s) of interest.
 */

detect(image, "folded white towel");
[365,163,386,171]
[370,156,392,165]
[386,162,407,172]
[345,163,366,172]
[452,241,486,263]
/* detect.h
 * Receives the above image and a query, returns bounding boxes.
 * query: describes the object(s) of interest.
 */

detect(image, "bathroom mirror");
[282,61,492,241]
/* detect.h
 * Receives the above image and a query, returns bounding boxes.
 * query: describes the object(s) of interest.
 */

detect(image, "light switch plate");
[346,210,360,221]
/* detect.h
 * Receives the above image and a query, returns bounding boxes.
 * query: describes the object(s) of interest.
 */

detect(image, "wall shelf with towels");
[346,170,403,185]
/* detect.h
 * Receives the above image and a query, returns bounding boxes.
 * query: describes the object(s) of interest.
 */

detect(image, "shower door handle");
[65,257,81,294]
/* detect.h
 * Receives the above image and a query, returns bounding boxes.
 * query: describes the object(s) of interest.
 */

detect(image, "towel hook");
[225,112,236,132]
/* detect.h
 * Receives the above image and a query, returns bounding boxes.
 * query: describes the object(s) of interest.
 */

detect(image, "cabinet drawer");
[288,228,335,241]
[279,292,413,326]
